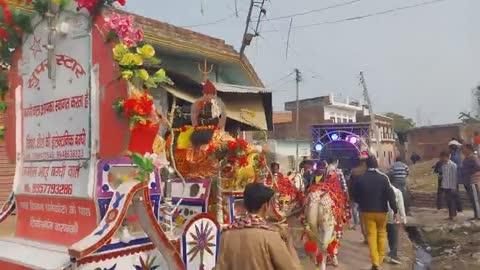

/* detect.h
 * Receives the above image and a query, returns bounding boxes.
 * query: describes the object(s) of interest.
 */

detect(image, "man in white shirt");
[385,184,407,265]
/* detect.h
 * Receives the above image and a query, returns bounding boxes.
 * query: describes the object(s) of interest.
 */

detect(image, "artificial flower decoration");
[107,14,171,89]
[104,13,144,47]
[75,0,126,14]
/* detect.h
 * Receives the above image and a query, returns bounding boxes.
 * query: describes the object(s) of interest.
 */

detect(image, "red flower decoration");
[227,140,237,151]
[206,144,216,154]
[123,93,153,117]
[116,0,126,6]
[75,0,99,13]
[0,27,8,41]
[237,138,248,150]
[327,240,339,256]
[0,2,12,25]
[304,240,317,254]
[315,252,324,264]
[238,156,248,167]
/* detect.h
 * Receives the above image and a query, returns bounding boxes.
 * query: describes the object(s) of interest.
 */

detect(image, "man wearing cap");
[216,183,302,270]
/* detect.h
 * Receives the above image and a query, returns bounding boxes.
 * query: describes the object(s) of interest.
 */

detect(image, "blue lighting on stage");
[330,133,339,141]
[314,143,323,152]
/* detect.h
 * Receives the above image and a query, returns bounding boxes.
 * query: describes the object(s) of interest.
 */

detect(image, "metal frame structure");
[311,123,370,159]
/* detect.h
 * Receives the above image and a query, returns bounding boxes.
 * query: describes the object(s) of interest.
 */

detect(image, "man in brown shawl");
[215,183,302,270]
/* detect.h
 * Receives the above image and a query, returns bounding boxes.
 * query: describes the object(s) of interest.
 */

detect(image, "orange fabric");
[475,135,480,145]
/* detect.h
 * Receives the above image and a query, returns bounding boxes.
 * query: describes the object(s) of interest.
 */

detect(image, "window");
[384,151,386,157]
[336,117,341,123]
[348,119,353,123]
[342,118,348,123]
[330,117,336,122]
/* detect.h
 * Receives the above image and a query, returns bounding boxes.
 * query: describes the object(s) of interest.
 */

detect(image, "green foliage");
[131,153,154,182]
[32,0,48,15]
[0,101,7,113]
[385,112,415,132]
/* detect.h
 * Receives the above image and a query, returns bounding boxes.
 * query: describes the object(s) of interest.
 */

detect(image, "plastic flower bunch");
[112,42,171,89]
[113,88,157,128]
[75,0,126,14]
[104,13,143,47]
[107,13,172,90]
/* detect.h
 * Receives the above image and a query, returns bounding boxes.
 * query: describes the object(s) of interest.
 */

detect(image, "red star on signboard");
[30,36,42,59]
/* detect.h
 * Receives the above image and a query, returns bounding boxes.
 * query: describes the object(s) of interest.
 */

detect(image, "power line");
[180,11,241,28]
[256,0,362,22]
[262,0,449,33]
[266,71,295,87]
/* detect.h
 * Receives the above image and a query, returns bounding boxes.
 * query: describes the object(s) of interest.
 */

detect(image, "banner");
[17,160,90,198]
[15,195,97,246]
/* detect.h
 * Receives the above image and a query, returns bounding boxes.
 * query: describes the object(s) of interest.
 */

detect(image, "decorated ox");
[270,163,350,270]
[303,165,351,270]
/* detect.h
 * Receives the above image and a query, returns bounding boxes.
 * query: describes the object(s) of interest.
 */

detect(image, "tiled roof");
[273,111,292,124]
[106,8,263,87]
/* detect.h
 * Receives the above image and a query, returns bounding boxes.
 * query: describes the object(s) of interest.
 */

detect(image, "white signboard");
[22,17,90,162]
[16,160,90,197]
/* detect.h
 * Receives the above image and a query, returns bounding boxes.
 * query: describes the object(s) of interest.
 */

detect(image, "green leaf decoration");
[131,153,145,168]
[0,101,7,113]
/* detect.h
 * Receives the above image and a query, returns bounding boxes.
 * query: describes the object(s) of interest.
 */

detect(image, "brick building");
[405,123,480,162]
[270,94,396,170]
[357,113,397,169]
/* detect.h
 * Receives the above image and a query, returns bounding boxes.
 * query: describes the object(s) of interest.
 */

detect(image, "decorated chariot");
[0,1,273,269]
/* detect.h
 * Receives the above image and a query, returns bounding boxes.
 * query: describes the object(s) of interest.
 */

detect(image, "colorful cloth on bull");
[307,171,351,232]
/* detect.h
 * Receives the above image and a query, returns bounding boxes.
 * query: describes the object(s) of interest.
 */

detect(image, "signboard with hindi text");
[21,15,90,162]
[14,12,97,245]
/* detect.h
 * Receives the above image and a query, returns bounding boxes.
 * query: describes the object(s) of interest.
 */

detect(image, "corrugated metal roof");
[213,83,270,94]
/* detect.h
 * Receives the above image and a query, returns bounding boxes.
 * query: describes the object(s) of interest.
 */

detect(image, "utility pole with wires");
[295,68,302,170]
[240,0,267,57]
[359,71,379,154]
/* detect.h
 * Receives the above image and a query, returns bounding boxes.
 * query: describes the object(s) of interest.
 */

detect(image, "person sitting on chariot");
[216,183,302,270]
[266,162,283,187]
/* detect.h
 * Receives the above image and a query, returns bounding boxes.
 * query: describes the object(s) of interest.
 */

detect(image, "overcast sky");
[125,0,480,126]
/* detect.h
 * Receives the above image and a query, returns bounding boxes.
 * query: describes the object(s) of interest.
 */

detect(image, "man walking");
[448,141,464,213]
[462,144,480,220]
[433,159,445,210]
[216,183,302,270]
[354,156,398,270]
[386,184,407,265]
[439,151,460,220]
[389,157,410,214]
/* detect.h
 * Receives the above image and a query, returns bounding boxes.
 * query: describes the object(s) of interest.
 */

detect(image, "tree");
[385,112,416,133]
[459,85,480,123]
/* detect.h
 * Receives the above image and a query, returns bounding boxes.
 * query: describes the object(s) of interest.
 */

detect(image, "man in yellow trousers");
[353,156,398,270]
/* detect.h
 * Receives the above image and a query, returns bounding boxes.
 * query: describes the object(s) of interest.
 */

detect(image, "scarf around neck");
[227,214,276,231]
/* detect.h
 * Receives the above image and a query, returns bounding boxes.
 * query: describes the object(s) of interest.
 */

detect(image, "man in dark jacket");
[353,156,398,270]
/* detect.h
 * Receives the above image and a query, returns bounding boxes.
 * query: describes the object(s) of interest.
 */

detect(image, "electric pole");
[359,71,379,154]
[295,68,301,170]
[239,0,255,57]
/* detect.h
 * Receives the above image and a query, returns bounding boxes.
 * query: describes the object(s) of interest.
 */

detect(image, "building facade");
[270,94,397,170]
[405,123,480,162]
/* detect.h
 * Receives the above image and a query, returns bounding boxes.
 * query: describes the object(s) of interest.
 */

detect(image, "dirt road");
[0,215,414,269]
[300,228,414,270]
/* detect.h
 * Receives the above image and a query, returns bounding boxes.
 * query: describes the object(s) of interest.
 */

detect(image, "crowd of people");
[215,153,410,270]
[433,139,480,221]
